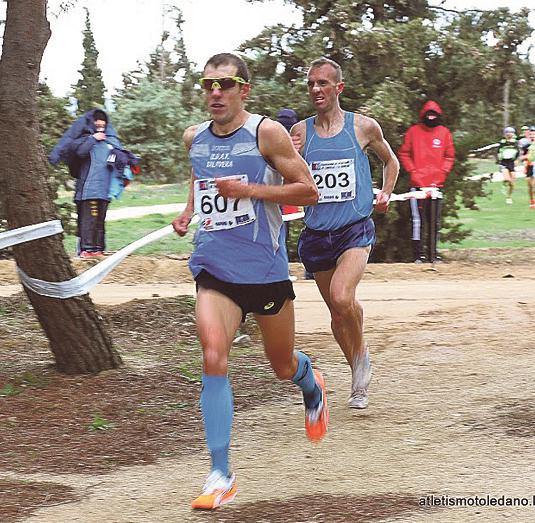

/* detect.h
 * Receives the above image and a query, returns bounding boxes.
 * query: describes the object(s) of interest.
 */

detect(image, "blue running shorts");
[298,217,376,273]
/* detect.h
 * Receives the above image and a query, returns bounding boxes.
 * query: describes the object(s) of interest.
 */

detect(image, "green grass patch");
[63,213,196,256]
[466,157,499,177]
[56,162,533,254]
[0,372,50,398]
[88,415,113,431]
[176,364,202,384]
[442,178,535,250]
[57,181,189,209]
[0,383,21,397]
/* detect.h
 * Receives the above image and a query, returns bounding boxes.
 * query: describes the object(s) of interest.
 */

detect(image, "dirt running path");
[1,257,535,521]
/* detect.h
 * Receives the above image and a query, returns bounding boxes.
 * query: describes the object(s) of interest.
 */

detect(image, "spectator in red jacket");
[398,100,455,262]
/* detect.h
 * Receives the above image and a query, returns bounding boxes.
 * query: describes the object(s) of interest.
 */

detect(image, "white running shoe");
[191,470,237,510]
[349,346,372,409]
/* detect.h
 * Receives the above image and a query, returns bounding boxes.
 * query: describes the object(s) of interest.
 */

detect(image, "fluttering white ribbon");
[373,187,443,202]
[0,220,63,250]
[8,189,436,299]
[18,225,175,299]
[12,210,309,299]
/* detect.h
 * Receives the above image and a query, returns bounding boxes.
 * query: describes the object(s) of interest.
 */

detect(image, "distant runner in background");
[520,125,535,209]
[496,126,519,205]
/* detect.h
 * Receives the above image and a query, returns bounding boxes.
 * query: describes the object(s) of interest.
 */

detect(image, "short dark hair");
[308,57,343,82]
[204,53,250,82]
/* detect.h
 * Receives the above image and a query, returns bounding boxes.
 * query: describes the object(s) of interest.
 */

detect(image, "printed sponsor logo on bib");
[309,158,356,203]
[194,174,256,231]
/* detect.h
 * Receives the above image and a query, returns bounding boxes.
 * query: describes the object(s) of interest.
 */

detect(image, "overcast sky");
[1,0,533,97]
[40,0,303,96]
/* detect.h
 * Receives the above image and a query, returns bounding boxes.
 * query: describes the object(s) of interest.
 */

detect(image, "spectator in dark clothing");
[277,109,300,225]
[276,109,313,280]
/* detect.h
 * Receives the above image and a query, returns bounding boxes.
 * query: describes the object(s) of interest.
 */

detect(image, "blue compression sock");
[292,351,321,410]
[200,374,233,477]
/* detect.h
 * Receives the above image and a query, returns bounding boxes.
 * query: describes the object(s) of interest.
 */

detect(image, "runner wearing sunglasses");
[172,53,327,510]
[291,57,399,410]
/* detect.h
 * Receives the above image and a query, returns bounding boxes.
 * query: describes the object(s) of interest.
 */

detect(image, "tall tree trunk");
[0,0,121,374]
[503,77,511,128]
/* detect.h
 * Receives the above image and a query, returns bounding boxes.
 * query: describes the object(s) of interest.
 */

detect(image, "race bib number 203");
[310,158,356,203]
[194,175,256,231]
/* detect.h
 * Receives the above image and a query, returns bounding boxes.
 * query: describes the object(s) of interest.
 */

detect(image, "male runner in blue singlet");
[172,53,327,510]
[291,58,399,410]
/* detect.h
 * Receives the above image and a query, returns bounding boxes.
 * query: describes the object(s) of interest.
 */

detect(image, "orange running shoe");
[191,470,237,510]
[305,369,329,443]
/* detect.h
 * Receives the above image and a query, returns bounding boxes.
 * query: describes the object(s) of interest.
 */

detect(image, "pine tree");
[172,8,196,110]
[119,6,197,111]
[73,7,105,113]
[145,6,196,99]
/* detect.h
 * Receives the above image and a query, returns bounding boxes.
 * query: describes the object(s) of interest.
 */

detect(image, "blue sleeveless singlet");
[303,111,374,231]
[188,114,289,284]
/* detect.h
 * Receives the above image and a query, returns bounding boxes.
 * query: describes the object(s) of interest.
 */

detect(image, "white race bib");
[194,175,256,231]
[309,158,356,203]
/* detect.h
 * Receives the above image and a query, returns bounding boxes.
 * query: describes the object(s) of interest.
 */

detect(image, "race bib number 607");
[310,158,356,203]
[194,175,256,231]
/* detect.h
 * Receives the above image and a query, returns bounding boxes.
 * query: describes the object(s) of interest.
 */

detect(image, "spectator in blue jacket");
[50,108,139,257]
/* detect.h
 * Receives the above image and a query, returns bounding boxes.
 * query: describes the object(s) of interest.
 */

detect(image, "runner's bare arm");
[172,126,198,236]
[359,116,399,213]
[290,120,307,154]
[215,119,318,206]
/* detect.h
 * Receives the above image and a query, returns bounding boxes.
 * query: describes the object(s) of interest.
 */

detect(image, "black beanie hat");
[93,109,108,122]
[277,108,298,132]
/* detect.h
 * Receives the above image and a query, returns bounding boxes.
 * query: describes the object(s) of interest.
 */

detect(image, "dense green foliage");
[37,83,77,232]
[112,80,204,184]
[0,83,77,238]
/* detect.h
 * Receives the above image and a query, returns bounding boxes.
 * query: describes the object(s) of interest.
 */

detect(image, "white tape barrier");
[373,187,443,201]
[282,211,305,221]
[18,224,175,299]
[16,210,307,299]
[470,143,499,153]
[0,220,64,250]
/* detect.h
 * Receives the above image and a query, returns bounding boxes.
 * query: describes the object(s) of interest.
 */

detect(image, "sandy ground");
[1,254,535,522]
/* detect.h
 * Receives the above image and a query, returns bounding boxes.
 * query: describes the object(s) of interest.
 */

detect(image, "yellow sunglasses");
[199,76,247,91]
